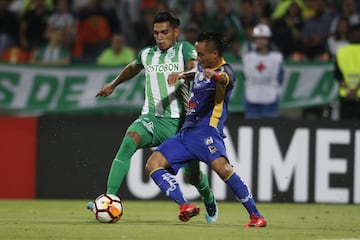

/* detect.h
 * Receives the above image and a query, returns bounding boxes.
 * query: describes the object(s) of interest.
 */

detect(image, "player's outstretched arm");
[167,59,197,86]
[167,71,196,86]
[204,68,229,86]
[96,61,142,97]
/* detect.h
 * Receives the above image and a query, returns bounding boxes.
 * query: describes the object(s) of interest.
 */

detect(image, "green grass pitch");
[0,200,359,240]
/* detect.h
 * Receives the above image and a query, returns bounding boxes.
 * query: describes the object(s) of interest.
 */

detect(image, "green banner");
[0,62,337,115]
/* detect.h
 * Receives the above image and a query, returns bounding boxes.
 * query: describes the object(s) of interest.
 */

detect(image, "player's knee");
[125,132,141,146]
[220,165,234,180]
[211,157,234,180]
[145,152,168,174]
[145,157,156,174]
[116,135,138,159]
[184,173,200,185]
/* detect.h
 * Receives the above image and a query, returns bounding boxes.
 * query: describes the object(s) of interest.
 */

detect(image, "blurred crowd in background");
[0,0,359,65]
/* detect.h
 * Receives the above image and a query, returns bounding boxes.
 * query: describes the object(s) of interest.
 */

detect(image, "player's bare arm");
[167,59,197,86]
[96,61,142,97]
[204,68,229,86]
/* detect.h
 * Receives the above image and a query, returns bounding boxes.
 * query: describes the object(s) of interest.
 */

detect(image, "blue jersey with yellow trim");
[182,59,235,135]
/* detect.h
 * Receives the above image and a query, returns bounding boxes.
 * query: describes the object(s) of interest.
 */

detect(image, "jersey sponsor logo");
[186,100,197,115]
[145,63,179,73]
[188,100,197,109]
[208,145,217,154]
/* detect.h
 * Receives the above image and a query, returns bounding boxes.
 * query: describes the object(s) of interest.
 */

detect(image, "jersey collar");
[210,58,226,70]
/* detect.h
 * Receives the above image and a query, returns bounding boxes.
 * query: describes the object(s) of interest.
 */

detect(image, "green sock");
[106,136,137,195]
[196,172,215,205]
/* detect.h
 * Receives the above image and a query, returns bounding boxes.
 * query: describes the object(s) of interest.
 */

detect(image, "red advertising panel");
[0,117,37,198]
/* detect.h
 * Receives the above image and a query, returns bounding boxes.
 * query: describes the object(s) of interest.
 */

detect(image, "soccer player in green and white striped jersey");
[91,12,218,223]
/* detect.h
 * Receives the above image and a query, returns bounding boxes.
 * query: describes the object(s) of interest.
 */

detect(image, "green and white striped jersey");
[135,41,197,118]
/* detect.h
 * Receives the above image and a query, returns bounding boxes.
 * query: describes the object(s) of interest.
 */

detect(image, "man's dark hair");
[196,32,229,56]
[153,12,180,28]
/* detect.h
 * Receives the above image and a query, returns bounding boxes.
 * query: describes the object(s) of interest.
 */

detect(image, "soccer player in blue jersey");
[145,32,267,227]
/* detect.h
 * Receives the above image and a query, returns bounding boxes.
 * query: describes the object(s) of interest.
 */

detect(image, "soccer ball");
[92,193,124,223]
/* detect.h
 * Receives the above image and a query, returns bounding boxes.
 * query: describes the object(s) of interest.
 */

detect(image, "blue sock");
[225,173,262,217]
[150,168,189,205]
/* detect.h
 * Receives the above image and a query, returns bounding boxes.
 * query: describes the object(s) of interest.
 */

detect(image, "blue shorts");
[156,125,228,174]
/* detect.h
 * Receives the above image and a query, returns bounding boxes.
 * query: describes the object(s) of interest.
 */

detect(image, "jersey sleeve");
[222,64,236,87]
[134,47,148,69]
[181,41,197,62]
